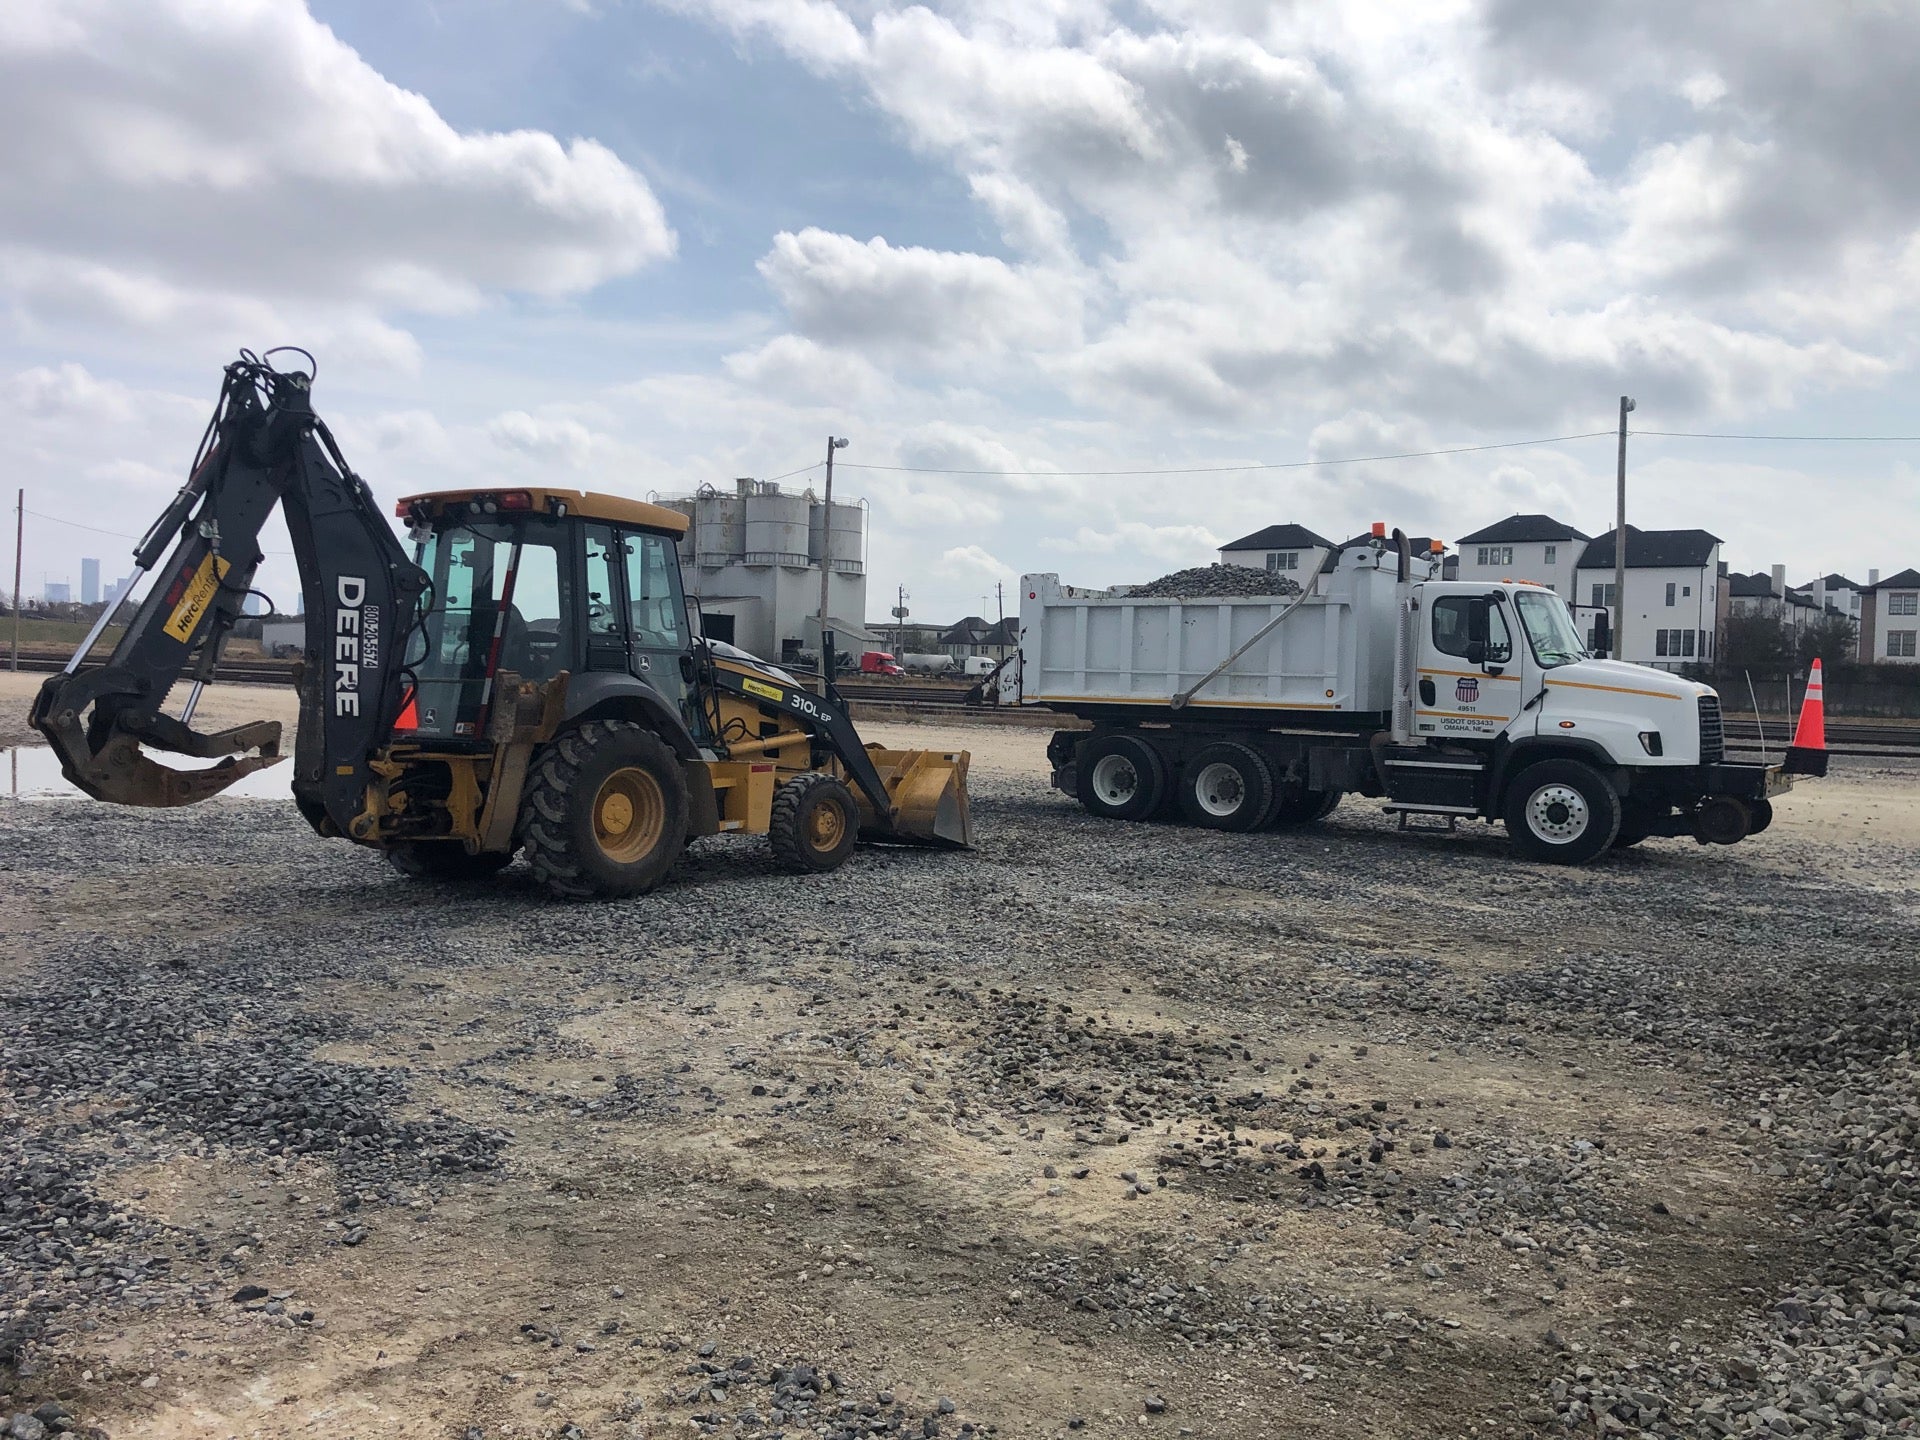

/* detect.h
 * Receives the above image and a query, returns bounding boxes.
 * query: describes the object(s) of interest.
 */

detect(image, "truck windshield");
[1513,590,1587,668]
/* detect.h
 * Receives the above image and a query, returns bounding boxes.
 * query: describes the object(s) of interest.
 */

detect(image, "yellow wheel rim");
[593,766,665,865]
[807,795,847,851]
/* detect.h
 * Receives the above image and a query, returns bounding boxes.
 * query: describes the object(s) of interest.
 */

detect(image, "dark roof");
[1816,573,1862,591]
[1726,572,1777,598]
[1574,526,1720,569]
[1219,523,1335,553]
[1456,513,1589,545]
[1865,568,1920,591]
[1786,589,1820,610]
[935,615,1018,646]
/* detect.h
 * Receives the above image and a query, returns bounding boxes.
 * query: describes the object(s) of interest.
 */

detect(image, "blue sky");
[5,0,1919,623]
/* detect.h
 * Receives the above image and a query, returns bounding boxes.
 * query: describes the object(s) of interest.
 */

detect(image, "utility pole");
[895,583,908,658]
[10,489,22,672]
[1614,395,1634,659]
[816,435,849,694]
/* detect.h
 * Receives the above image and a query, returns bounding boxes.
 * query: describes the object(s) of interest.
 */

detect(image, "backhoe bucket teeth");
[32,675,283,808]
[857,747,974,849]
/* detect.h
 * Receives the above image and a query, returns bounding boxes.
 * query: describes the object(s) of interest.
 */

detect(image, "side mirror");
[1465,640,1488,666]
[1465,597,1490,646]
[1592,610,1611,658]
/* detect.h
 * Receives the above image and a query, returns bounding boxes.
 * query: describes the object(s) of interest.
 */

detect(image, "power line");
[1634,429,1920,442]
[25,507,294,556]
[762,460,825,483]
[24,508,138,540]
[835,430,1617,478]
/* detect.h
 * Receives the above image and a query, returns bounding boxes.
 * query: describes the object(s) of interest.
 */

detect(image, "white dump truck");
[986,529,1823,862]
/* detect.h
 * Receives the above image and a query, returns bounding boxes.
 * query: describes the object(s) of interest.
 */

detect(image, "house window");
[1591,583,1617,608]
[1683,630,1695,657]
[1655,631,1668,657]
[1890,631,1919,658]
[1266,551,1299,571]
[1665,582,1676,606]
[1682,585,1691,597]
[1890,592,1919,616]
[1476,545,1514,567]
[1544,545,1557,566]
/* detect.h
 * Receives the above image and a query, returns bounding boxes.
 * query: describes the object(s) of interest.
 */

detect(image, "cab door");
[619,530,693,714]
[1415,592,1528,740]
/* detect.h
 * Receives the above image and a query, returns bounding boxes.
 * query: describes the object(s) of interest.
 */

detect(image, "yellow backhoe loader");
[30,350,972,898]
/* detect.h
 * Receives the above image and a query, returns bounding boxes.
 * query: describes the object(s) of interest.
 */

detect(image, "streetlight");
[817,435,849,693]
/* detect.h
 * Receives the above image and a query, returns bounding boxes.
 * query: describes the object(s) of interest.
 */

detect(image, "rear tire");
[384,843,512,882]
[518,720,689,899]
[769,773,859,873]
[1503,759,1621,865]
[1075,733,1166,822]
[1179,742,1274,832]
[1747,797,1774,835]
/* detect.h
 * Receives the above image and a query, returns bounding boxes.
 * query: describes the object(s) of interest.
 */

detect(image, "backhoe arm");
[30,352,426,834]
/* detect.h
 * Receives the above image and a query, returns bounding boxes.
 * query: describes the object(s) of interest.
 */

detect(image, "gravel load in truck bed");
[1117,563,1305,599]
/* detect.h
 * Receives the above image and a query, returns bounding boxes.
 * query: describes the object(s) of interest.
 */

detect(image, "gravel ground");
[1,714,1917,1439]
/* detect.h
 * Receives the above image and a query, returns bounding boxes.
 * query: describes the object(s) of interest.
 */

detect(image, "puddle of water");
[2,745,292,801]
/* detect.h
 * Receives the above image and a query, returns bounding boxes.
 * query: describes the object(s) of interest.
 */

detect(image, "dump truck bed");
[1013,557,1414,723]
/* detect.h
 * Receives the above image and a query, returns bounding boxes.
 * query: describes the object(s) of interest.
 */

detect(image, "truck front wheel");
[1503,759,1621,865]
[1075,733,1166,822]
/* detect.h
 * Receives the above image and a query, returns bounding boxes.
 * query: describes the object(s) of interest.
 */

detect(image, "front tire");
[769,773,859,873]
[518,720,689,899]
[1075,733,1166,822]
[385,843,513,882]
[1503,759,1621,865]
[1179,742,1274,832]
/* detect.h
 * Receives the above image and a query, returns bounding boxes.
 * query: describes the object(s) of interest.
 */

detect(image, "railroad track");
[12,653,1919,757]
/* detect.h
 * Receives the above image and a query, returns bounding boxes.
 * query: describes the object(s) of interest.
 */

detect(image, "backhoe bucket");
[31,672,284,808]
[858,746,974,849]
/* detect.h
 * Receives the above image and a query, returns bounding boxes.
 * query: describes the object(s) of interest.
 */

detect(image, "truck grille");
[1698,695,1725,764]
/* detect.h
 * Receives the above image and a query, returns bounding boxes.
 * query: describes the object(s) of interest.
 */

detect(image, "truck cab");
[1382,575,1790,858]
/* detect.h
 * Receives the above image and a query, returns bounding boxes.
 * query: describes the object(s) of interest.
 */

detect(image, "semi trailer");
[984,528,1824,863]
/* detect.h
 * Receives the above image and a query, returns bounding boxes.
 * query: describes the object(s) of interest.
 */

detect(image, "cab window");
[1432,596,1512,662]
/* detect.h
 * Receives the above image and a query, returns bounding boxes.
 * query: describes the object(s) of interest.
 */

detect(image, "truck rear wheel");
[385,843,513,882]
[1075,733,1165,822]
[1179,742,1274,832]
[1503,759,1621,865]
[518,720,689,899]
[769,773,859,873]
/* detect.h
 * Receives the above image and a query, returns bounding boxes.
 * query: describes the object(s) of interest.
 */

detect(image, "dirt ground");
[3,676,1919,1439]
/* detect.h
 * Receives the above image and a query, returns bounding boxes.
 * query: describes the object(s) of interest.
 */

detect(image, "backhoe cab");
[30,352,971,900]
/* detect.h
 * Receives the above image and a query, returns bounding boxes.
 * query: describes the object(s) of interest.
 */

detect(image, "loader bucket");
[858,746,974,849]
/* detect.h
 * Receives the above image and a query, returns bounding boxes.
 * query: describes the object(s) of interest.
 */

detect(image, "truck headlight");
[1639,730,1664,756]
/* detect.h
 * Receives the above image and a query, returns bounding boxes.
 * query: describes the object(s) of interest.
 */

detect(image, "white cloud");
[485,410,602,469]
[757,229,1079,356]
[0,0,673,360]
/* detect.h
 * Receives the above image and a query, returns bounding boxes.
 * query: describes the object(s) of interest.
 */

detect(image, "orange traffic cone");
[1785,659,1827,776]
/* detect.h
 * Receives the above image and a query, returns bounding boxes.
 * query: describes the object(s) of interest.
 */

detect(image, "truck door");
[1416,592,1527,740]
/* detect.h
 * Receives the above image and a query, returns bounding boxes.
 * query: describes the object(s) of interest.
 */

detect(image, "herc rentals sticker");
[741,678,784,702]
[162,554,230,642]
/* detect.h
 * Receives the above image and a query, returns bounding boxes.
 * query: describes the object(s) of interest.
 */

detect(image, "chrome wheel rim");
[1524,783,1589,844]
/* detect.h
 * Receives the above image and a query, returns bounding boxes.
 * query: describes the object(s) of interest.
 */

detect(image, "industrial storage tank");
[694,485,746,569]
[823,500,864,573]
[744,484,812,566]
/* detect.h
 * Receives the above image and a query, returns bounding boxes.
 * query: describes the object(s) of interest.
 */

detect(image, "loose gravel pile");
[1118,564,1304,599]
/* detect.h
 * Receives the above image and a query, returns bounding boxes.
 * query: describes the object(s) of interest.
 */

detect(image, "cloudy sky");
[5,0,1918,625]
